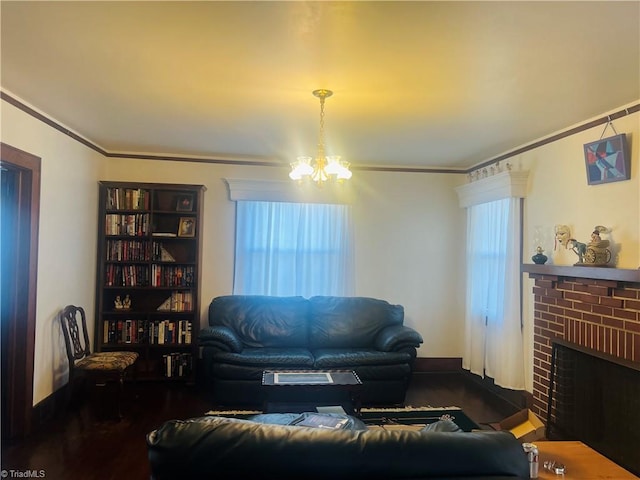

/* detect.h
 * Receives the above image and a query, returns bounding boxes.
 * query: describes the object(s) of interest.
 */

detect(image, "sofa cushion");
[313,348,412,368]
[208,295,310,348]
[212,347,315,368]
[308,296,404,349]
[198,326,243,352]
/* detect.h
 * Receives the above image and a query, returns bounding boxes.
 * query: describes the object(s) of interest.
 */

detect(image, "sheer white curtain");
[463,197,524,390]
[233,200,354,297]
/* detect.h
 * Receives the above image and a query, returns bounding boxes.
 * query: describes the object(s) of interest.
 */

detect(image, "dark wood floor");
[2,372,521,480]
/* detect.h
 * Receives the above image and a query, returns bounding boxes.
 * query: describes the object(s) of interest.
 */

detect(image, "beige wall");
[1,94,638,405]
[1,99,107,405]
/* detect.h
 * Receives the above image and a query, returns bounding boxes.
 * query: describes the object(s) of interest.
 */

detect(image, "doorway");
[1,143,40,443]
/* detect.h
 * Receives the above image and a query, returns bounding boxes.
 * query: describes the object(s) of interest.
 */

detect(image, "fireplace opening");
[547,339,640,476]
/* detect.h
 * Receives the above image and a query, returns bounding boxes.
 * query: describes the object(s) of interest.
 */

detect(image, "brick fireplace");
[522,264,640,420]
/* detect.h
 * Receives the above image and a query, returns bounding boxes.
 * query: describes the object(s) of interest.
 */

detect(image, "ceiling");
[2,1,639,171]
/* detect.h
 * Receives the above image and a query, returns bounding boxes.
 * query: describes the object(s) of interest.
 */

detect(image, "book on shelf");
[160,246,175,262]
[150,265,194,287]
[125,319,132,343]
[103,318,147,345]
[152,232,177,238]
[146,319,192,345]
[106,239,149,262]
[105,264,149,287]
[156,291,193,312]
[162,352,192,378]
[157,297,172,312]
[105,213,149,236]
[106,187,149,211]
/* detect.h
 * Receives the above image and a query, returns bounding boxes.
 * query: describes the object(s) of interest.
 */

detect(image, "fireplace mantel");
[522,264,640,283]
[524,262,640,424]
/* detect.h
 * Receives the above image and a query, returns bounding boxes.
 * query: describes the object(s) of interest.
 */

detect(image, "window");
[233,200,354,297]
[463,197,525,390]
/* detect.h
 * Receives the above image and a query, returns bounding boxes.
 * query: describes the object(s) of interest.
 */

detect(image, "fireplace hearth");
[547,339,640,476]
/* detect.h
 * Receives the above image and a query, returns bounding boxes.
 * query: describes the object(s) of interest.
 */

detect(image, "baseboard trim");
[30,385,68,433]
[461,370,532,410]
[412,359,532,412]
[413,357,462,372]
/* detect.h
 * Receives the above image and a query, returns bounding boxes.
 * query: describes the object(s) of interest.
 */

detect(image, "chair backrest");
[60,305,92,369]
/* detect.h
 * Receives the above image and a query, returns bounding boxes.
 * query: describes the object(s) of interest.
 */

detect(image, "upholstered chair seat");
[75,351,139,371]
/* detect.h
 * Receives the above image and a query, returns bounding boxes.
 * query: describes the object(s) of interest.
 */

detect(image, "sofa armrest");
[198,326,243,353]
[374,325,423,352]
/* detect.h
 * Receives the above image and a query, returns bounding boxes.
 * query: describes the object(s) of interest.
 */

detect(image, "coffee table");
[261,369,363,416]
[535,441,638,479]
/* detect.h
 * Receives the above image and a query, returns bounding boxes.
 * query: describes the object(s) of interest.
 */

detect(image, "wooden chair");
[60,305,138,419]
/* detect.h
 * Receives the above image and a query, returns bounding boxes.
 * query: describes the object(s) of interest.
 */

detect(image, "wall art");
[583,133,630,185]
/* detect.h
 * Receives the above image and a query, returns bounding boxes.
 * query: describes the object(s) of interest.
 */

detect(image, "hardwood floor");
[1,372,522,480]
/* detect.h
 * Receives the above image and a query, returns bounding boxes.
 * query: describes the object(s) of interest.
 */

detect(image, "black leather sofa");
[198,295,424,406]
[147,415,530,479]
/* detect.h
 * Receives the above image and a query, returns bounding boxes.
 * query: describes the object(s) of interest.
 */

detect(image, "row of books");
[163,352,193,378]
[105,213,150,237]
[106,187,150,211]
[156,291,193,312]
[103,319,192,345]
[150,265,194,287]
[105,264,149,287]
[105,240,192,264]
[106,239,150,262]
[105,265,195,287]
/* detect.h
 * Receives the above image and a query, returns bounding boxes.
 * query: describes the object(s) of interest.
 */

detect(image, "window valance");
[224,178,352,204]
[455,170,529,208]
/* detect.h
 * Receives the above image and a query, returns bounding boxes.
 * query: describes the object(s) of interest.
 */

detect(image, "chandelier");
[289,89,352,185]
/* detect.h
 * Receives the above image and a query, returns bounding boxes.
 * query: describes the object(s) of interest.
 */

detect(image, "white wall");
[1,99,107,405]
[350,171,466,355]
[102,159,468,359]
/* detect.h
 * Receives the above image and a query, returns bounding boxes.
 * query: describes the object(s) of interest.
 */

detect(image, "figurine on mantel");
[554,224,572,249]
[567,226,612,266]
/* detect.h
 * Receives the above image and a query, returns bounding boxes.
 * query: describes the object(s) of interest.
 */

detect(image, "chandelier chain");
[318,95,326,163]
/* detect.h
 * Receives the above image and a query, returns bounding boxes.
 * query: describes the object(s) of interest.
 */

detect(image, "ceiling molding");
[2,91,638,176]
[470,103,640,173]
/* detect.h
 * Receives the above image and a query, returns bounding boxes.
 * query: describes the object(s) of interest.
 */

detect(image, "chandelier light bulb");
[289,90,352,185]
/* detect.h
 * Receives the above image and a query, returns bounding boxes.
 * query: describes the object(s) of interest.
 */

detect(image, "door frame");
[1,143,40,440]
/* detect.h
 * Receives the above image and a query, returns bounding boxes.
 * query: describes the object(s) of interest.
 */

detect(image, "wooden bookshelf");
[95,182,205,382]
